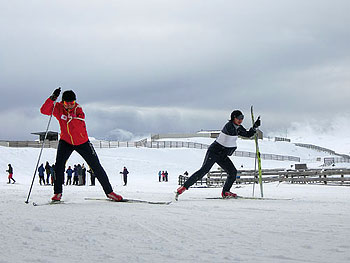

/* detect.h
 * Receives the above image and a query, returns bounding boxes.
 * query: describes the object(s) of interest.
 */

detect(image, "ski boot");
[107,192,123,202]
[51,193,62,202]
[175,186,187,201]
[221,191,237,199]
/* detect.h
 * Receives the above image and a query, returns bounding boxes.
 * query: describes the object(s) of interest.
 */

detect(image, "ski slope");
[1,138,350,263]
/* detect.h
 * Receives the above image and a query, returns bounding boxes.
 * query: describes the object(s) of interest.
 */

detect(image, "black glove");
[253,116,261,129]
[50,87,61,101]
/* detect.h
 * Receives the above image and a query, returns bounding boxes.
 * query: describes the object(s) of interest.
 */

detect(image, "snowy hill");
[1,138,350,263]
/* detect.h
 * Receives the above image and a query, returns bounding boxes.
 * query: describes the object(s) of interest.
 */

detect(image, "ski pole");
[251,106,263,197]
[252,149,257,197]
[25,94,59,204]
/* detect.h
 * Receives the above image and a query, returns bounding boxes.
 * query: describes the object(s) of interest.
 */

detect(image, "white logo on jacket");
[61,115,67,121]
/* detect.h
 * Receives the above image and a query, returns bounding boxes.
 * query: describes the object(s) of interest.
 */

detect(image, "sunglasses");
[63,100,76,106]
[236,115,244,120]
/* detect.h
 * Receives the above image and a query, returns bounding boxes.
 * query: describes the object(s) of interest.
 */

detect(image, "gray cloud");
[1,0,350,140]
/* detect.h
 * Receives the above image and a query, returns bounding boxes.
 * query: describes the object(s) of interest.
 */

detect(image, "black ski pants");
[54,140,113,195]
[66,176,72,185]
[123,174,127,186]
[184,150,237,192]
[39,176,46,185]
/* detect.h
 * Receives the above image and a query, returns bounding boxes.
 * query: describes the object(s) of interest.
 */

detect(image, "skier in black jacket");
[120,167,129,186]
[176,110,260,199]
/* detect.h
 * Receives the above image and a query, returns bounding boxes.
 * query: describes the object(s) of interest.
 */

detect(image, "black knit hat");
[230,110,244,121]
[62,90,76,102]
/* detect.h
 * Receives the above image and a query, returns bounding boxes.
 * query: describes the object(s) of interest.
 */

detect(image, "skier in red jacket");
[40,88,123,202]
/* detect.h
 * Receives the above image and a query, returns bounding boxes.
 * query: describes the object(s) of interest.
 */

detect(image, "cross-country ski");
[85,197,172,205]
[205,196,293,201]
[32,201,65,206]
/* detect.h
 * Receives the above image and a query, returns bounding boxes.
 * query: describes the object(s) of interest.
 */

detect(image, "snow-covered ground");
[1,138,350,263]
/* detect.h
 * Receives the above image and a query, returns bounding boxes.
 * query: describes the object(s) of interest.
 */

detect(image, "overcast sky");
[1,0,350,141]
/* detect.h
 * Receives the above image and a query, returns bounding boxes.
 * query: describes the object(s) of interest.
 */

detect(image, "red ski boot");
[221,191,237,199]
[51,193,62,201]
[175,186,187,201]
[107,192,123,202]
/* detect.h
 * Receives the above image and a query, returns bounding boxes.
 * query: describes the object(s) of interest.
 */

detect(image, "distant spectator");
[82,164,86,185]
[158,171,162,182]
[38,164,46,185]
[45,162,51,185]
[77,164,83,185]
[164,171,168,182]
[120,167,129,186]
[66,166,73,185]
[88,167,95,186]
[162,171,165,181]
[6,164,16,184]
[73,165,79,185]
[50,164,55,185]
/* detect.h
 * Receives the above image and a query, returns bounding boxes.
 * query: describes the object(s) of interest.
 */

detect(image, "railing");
[0,139,301,162]
[144,141,209,149]
[232,150,300,162]
[295,143,350,163]
[0,140,59,148]
[178,168,350,187]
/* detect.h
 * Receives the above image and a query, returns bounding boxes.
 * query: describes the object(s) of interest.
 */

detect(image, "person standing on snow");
[120,166,129,186]
[38,164,46,185]
[88,166,96,186]
[77,164,83,185]
[176,110,260,199]
[6,164,16,184]
[66,166,73,185]
[40,88,123,202]
[45,162,51,185]
[73,165,79,185]
[82,164,86,185]
[50,164,56,185]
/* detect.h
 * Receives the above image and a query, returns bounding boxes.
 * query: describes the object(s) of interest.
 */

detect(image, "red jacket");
[40,98,89,145]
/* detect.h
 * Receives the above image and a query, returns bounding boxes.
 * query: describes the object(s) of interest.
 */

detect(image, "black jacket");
[209,121,256,156]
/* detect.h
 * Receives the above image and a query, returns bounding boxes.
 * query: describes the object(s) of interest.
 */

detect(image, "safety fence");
[295,143,350,163]
[0,139,300,162]
[0,140,59,148]
[136,140,300,162]
[178,168,350,187]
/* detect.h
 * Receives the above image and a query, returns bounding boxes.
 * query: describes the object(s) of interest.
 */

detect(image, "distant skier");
[176,110,260,199]
[40,88,123,202]
[120,167,129,186]
[158,170,162,182]
[38,164,46,185]
[6,164,16,184]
